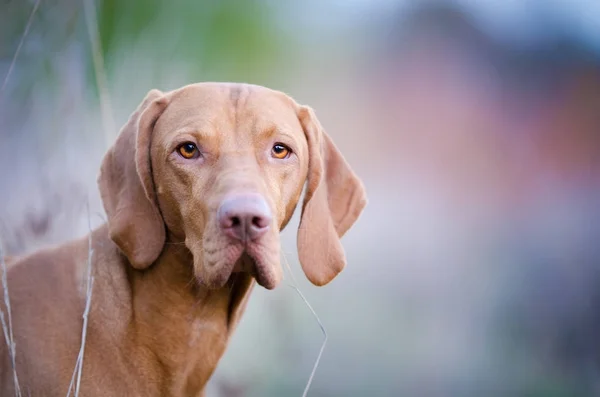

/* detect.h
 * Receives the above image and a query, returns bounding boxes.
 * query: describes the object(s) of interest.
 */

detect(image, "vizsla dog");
[0,82,366,396]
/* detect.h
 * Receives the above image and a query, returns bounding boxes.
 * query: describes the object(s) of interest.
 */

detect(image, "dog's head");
[98,83,366,289]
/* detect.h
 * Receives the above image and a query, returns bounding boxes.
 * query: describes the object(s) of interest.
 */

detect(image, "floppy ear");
[98,89,169,269]
[296,106,367,286]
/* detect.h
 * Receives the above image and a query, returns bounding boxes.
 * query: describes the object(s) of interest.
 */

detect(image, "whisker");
[164,241,188,246]
[185,275,197,290]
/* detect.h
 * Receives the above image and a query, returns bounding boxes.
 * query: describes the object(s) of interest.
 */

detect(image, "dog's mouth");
[197,228,281,290]
[231,249,278,290]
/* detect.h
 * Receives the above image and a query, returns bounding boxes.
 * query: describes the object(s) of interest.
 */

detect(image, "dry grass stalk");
[66,205,95,397]
[82,0,116,147]
[1,1,43,391]
[4,1,102,396]
[0,0,41,94]
[1,239,22,397]
[282,252,328,397]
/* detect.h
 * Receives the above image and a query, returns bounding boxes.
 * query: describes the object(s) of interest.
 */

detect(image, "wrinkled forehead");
[155,83,304,142]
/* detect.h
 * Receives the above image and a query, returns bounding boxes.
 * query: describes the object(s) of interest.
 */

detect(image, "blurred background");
[2,0,600,396]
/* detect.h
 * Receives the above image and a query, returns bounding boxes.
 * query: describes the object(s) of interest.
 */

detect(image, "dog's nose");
[217,194,272,242]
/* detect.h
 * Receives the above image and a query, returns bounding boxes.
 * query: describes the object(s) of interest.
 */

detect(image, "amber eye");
[177,142,200,159]
[271,143,291,159]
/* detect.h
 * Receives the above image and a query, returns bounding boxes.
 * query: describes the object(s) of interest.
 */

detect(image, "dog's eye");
[177,142,200,159]
[271,143,291,159]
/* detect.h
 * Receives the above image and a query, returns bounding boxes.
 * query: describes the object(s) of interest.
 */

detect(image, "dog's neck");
[125,237,255,396]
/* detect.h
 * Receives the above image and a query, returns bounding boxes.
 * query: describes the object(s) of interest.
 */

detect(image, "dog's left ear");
[98,89,169,269]
[296,106,367,286]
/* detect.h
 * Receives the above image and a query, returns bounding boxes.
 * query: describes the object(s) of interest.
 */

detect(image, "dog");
[0,82,367,396]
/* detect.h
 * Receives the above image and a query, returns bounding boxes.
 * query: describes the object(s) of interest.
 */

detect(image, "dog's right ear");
[98,89,169,269]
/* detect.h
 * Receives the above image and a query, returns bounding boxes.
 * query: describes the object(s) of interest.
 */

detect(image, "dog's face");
[98,83,366,289]
[150,84,308,289]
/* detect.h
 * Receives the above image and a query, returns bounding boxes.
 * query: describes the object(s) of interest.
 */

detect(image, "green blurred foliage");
[97,0,284,84]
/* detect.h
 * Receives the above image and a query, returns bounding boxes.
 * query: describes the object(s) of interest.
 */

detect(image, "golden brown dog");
[0,82,366,396]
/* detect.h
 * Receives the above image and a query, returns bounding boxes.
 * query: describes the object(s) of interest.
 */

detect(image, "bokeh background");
[2,0,600,396]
